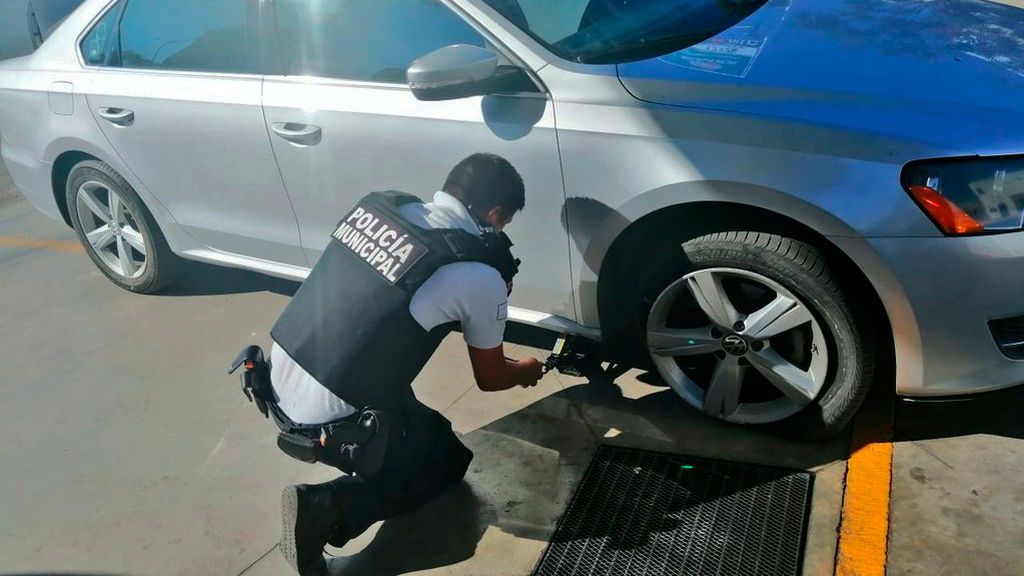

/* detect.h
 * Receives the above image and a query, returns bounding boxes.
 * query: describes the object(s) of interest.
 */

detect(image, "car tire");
[66,160,180,293]
[636,231,874,438]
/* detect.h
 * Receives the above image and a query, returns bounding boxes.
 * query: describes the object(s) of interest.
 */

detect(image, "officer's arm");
[468,345,544,392]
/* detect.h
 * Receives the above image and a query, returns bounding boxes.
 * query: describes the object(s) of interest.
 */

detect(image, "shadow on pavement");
[160,261,300,297]
[895,385,1024,442]
[563,371,851,470]
[325,344,850,574]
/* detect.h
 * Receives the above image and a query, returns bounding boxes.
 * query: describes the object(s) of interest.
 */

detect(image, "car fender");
[575,179,923,394]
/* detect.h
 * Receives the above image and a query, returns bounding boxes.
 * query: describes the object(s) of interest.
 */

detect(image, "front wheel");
[641,232,874,438]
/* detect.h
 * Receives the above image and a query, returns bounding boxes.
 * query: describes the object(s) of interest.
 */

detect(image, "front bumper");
[869,232,1024,397]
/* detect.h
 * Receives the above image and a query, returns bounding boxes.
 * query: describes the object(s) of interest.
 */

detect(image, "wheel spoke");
[744,295,814,339]
[748,348,817,406]
[686,270,739,328]
[648,327,721,357]
[116,236,136,276]
[121,225,146,253]
[704,356,744,417]
[86,224,116,249]
[108,192,123,224]
[80,187,111,223]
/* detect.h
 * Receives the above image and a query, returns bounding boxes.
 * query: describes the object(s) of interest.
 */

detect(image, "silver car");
[2,0,1023,437]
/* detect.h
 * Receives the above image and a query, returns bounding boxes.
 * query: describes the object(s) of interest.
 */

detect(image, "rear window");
[80,0,258,73]
[80,1,122,66]
[118,0,256,73]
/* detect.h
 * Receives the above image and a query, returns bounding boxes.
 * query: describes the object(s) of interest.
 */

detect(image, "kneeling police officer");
[231,153,544,574]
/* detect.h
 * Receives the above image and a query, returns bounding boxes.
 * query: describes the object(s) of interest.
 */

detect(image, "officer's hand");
[518,357,545,387]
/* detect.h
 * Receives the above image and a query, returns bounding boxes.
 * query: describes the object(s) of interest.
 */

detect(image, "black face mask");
[479,230,521,284]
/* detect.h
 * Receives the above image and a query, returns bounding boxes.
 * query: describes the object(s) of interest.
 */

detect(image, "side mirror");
[408,44,536,101]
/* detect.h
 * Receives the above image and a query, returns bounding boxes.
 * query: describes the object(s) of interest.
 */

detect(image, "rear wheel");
[66,160,180,293]
[638,231,873,438]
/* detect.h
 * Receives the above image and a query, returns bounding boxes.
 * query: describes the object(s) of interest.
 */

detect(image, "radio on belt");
[543,335,599,377]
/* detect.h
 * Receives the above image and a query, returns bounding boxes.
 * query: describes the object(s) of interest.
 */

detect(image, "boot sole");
[280,485,300,572]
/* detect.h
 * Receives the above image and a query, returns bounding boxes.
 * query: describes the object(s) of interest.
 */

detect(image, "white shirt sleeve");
[410,262,509,350]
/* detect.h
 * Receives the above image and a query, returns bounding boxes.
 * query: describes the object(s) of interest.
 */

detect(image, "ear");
[481,206,506,229]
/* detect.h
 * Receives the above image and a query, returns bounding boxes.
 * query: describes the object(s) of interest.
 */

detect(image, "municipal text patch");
[332,203,427,284]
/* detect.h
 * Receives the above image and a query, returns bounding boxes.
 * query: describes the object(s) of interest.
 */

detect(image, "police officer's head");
[443,153,525,231]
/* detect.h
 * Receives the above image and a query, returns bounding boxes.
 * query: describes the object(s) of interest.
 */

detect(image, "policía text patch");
[332,204,427,284]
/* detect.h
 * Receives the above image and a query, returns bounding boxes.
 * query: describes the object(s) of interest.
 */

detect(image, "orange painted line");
[835,399,895,576]
[0,236,84,253]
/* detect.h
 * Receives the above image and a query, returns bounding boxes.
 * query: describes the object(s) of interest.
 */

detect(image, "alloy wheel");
[646,267,830,424]
[75,181,148,280]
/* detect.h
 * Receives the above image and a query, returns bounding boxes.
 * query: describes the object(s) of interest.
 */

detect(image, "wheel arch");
[51,149,99,227]
[45,139,185,254]
[45,137,124,227]
[583,181,917,392]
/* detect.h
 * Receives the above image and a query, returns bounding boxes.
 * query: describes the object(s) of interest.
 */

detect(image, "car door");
[261,0,575,320]
[82,0,306,267]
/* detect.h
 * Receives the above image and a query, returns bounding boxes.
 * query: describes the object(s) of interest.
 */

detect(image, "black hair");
[442,153,525,221]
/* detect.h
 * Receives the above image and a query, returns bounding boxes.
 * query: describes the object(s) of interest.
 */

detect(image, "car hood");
[617,0,1024,157]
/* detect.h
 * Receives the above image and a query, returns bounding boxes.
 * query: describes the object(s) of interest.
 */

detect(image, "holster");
[276,409,391,478]
[229,345,393,477]
[227,345,274,418]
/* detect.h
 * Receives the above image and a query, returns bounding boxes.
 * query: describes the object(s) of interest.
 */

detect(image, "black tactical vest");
[271,191,517,412]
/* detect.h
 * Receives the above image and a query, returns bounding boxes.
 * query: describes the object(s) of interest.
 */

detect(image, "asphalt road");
[1,159,1023,575]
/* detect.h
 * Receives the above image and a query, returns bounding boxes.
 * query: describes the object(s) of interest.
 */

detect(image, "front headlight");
[902,155,1024,235]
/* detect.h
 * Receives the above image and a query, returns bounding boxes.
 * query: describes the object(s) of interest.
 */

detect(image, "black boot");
[323,475,384,548]
[280,483,344,575]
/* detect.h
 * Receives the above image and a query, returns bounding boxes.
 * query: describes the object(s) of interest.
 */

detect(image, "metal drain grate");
[533,445,813,576]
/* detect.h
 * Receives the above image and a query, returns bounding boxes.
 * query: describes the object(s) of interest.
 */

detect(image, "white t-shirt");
[269,191,509,425]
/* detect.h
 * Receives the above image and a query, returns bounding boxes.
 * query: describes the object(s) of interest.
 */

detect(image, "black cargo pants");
[324,397,474,543]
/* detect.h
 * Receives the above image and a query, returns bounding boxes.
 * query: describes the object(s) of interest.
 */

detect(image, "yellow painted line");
[835,397,895,576]
[0,235,84,253]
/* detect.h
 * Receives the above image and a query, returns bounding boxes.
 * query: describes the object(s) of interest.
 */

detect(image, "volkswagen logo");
[722,334,749,356]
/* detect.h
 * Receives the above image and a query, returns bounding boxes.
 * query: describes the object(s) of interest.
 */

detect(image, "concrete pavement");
[0,185,847,575]
[888,395,1024,575]
[1,170,1022,575]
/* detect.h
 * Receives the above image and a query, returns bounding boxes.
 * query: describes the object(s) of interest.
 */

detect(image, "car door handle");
[98,107,135,127]
[271,122,322,146]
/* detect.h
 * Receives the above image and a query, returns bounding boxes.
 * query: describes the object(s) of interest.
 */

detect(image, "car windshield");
[482,0,767,64]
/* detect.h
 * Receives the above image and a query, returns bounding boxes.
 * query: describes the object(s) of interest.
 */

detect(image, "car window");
[80,1,123,66]
[273,0,486,83]
[118,0,256,74]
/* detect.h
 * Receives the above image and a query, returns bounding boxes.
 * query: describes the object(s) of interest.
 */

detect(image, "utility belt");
[228,345,390,477]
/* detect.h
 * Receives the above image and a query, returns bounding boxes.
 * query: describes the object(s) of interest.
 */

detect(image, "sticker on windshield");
[661,37,764,78]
